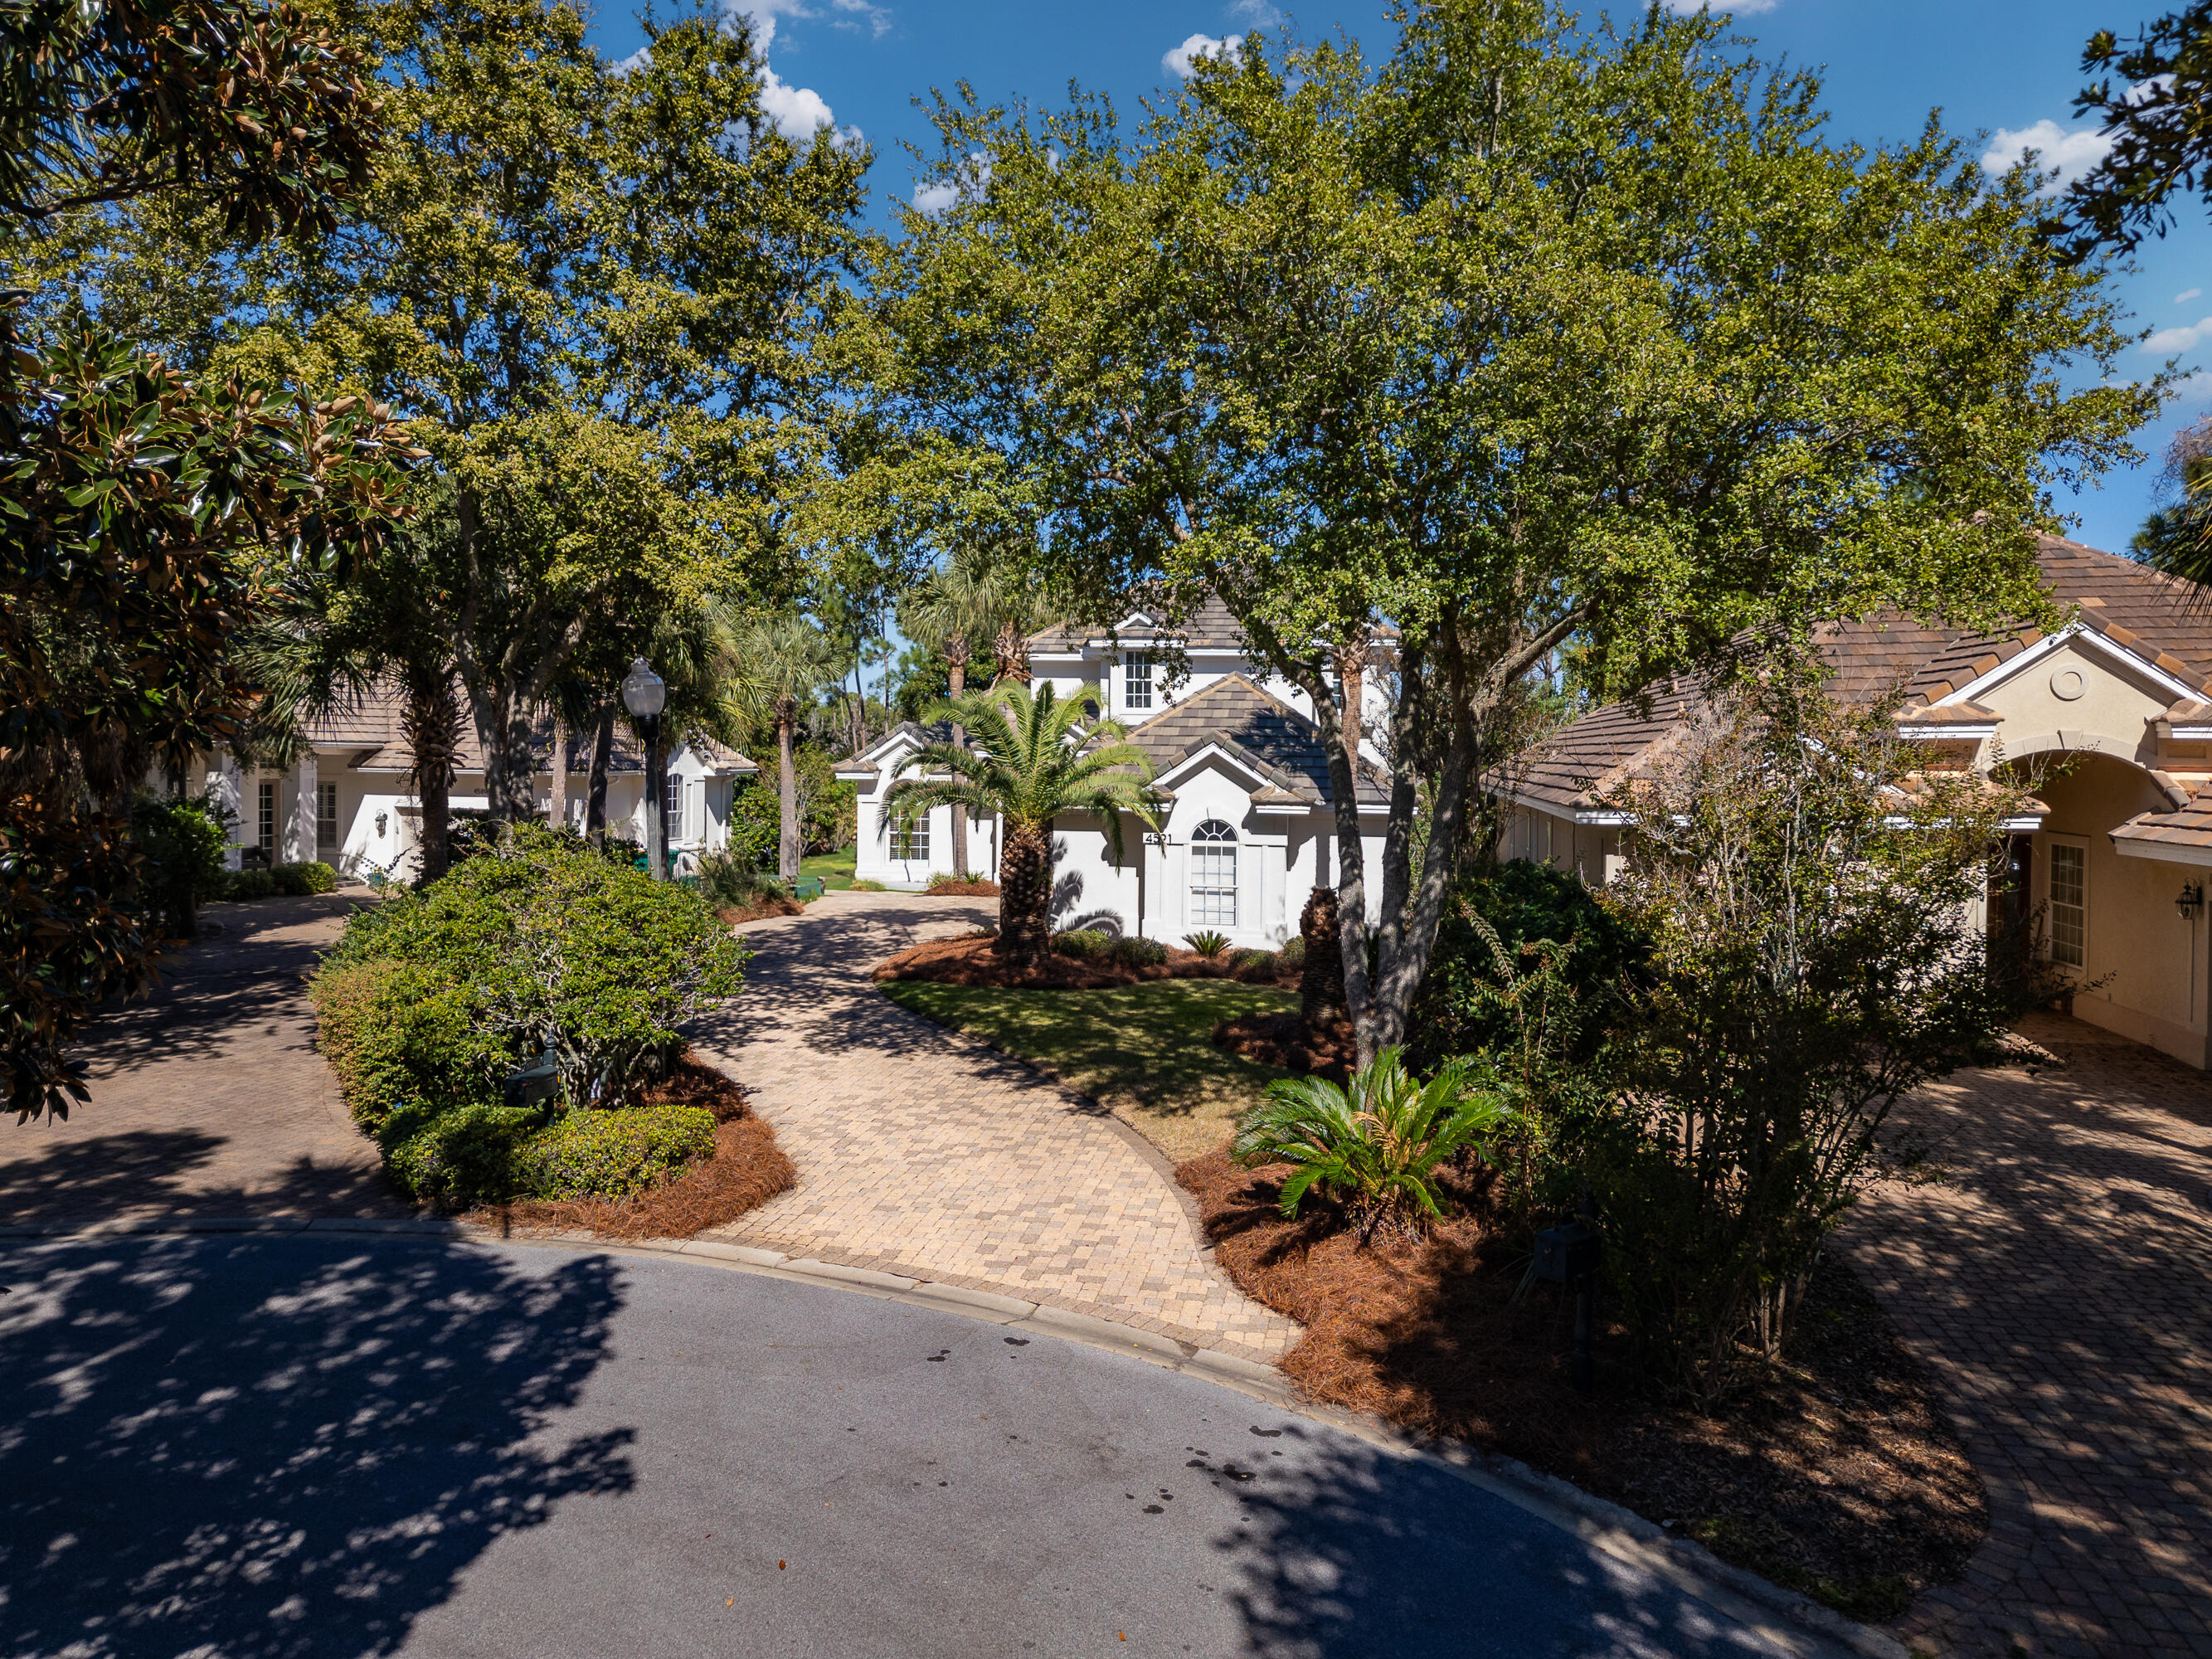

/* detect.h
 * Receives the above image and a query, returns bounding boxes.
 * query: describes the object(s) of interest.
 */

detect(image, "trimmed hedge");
[310,825,749,1204]
[510,1105,716,1200]
[221,861,338,901]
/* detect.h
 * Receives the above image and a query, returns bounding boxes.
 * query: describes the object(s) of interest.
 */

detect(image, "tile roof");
[1028,591,1251,654]
[1511,537,2212,814]
[1125,674,1386,807]
[2112,784,2212,855]
[309,685,753,777]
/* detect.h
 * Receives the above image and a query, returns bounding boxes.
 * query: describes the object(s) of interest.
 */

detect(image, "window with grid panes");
[2049,843,2086,967]
[1189,819,1237,926]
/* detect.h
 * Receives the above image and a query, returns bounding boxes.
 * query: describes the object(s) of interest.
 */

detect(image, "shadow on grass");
[0,1234,631,1658]
[879,977,1298,1160]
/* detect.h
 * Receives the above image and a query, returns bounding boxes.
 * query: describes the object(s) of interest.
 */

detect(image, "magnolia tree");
[872,0,2161,1066]
[1589,668,2059,1397]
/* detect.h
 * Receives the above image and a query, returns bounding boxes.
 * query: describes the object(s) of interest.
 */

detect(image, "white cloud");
[613,43,652,75]
[1660,0,1780,14]
[1228,0,1281,22]
[2145,317,2212,356]
[719,0,868,141]
[1164,32,1241,78]
[2178,288,2204,304]
[2177,370,2212,404]
[913,151,991,216]
[1981,119,2114,195]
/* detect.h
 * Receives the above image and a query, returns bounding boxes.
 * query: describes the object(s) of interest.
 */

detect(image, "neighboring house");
[1508,536,2212,1070]
[840,596,1391,950]
[183,688,756,881]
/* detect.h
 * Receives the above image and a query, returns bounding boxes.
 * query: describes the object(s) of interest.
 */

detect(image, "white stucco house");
[1504,535,2212,1071]
[840,596,1392,951]
[187,693,756,881]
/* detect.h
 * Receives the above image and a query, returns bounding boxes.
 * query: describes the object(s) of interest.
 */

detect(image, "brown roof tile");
[1125,674,1386,806]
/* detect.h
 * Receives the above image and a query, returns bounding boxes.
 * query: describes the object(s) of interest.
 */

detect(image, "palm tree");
[721,611,839,880]
[897,539,1067,872]
[885,681,1159,963]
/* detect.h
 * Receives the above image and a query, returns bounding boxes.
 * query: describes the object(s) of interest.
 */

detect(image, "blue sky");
[594,0,2210,557]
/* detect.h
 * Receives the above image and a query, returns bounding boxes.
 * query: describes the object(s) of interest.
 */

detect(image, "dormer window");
[1124,652,1154,712]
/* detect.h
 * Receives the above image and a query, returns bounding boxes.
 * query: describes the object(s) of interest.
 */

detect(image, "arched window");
[1189,819,1237,926]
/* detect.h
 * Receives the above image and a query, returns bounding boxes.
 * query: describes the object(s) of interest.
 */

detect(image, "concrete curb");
[0,1218,1903,1659]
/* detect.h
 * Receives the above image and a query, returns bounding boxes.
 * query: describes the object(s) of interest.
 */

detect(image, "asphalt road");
[1,1235,1823,1659]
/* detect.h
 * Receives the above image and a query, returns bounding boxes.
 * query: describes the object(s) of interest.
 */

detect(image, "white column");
[209,748,244,872]
[287,752,318,864]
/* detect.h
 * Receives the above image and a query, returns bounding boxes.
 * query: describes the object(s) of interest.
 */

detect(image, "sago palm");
[885,680,1158,962]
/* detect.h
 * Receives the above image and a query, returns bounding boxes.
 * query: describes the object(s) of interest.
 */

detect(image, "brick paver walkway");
[1844,1012,2212,1659]
[0,893,403,1224]
[688,891,1301,1361]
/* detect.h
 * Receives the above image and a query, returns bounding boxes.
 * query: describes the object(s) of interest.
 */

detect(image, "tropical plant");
[883,681,1158,963]
[1231,1048,1514,1238]
[1184,929,1231,958]
[721,611,839,880]
[128,793,231,940]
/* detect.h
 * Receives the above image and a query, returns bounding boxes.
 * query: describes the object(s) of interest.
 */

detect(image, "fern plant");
[1184,929,1231,958]
[1230,1047,1514,1237]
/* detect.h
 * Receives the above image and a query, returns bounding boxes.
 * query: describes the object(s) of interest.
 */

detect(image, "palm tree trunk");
[994,620,1032,684]
[995,819,1052,963]
[403,672,460,884]
[586,701,614,843]
[777,709,800,882]
[947,654,968,876]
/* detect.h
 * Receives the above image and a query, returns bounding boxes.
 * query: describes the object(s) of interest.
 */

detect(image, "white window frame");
[1123,652,1154,713]
[1189,819,1238,927]
[664,772,684,839]
[315,781,339,852]
[891,810,931,863]
[2046,835,2088,970]
[257,780,276,854]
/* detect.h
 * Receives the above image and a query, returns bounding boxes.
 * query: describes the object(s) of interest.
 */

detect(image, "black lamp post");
[622,657,668,882]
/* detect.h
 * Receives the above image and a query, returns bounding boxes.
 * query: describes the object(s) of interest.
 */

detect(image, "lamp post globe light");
[622,658,668,882]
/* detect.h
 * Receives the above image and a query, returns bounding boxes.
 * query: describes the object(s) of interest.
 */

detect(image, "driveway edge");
[1,1215,1903,1659]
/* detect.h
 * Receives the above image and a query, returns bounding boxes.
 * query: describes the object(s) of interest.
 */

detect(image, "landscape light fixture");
[622,658,668,882]
[2178,882,2203,923]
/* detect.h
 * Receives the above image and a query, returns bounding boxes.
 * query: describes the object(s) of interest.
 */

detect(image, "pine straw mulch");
[476,1052,795,1241]
[873,931,1297,992]
[1177,1151,1987,1624]
[924,876,1002,896]
[716,893,804,925]
[1210,1008,1355,1083]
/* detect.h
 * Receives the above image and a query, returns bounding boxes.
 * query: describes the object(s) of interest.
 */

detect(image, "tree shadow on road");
[0,1234,632,1659]
[0,1128,403,1226]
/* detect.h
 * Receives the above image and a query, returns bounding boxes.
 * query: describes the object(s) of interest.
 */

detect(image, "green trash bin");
[794,875,824,901]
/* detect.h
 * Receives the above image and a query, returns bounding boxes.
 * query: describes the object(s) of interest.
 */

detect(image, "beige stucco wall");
[1972,634,2176,773]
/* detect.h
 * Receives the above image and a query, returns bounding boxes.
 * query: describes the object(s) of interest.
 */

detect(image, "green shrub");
[1106,934,1166,969]
[1407,858,1647,1074]
[1053,927,1110,960]
[509,1104,717,1200]
[226,868,276,901]
[850,878,887,892]
[1232,1047,1514,1236]
[1184,929,1230,958]
[270,859,338,896]
[129,794,231,937]
[1276,935,1305,974]
[1229,948,1281,982]
[699,852,784,910]
[723,780,780,871]
[310,825,750,1203]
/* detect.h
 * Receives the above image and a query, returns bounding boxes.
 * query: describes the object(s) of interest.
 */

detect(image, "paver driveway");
[1845,1012,2212,1659]
[0,893,401,1225]
[689,891,1301,1361]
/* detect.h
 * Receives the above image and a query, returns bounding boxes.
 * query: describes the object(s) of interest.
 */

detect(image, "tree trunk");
[403,670,460,884]
[586,701,613,843]
[777,708,800,882]
[1299,885,1349,1045]
[994,620,1031,684]
[947,654,969,876]
[994,819,1052,962]
[547,712,568,834]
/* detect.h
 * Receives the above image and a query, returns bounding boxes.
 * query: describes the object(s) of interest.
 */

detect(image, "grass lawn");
[878,978,1299,1163]
[799,846,858,890]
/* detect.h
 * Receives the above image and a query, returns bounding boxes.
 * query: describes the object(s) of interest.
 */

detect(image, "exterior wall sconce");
[376,811,388,839]
[2179,882,2204,922]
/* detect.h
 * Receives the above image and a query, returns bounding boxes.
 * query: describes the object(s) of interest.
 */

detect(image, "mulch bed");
[479,1051,795,1241]
[1210,1008,1355,1082]
[717,893,803,925]
[1177,1151,1987,1623]
[873,931,1298,992]
[925,877,1002,896]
